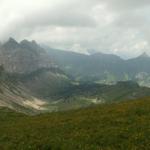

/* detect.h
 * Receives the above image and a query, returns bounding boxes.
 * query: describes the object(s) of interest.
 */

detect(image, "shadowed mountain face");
[1,68,150,114]
[46,47,150,86]
[0,39,72,113]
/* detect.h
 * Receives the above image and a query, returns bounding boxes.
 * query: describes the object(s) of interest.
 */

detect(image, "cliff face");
[0,38,53,74]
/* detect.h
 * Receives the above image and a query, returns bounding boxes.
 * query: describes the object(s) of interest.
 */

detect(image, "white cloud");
[0,0,150,58]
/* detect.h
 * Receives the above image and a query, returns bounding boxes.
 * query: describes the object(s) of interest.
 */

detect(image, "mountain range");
[0,38,150,114]
[46,47,150,86]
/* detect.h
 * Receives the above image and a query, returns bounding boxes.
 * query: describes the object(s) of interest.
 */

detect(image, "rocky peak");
[0,38,53,74]
[31,40,38,45]
[2,37,19,50]
[8,37,17,43]
[20,39,39,50]
[20,39,30,45]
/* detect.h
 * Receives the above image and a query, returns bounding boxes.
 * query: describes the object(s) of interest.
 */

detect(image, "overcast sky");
[0,0,150,58]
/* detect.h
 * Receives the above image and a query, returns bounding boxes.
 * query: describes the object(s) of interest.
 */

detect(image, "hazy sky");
[0,0,150,58]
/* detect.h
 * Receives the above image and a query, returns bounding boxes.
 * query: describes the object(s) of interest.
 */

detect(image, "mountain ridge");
[45,46,150,86]
[0,38,150,113]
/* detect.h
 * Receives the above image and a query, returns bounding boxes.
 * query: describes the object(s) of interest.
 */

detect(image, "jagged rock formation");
[0,38,54,73]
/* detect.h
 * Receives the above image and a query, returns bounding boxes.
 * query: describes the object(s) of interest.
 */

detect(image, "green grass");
[0,98,150,150]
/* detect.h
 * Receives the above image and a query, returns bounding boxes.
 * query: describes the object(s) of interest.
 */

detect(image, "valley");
[0,39,150,114]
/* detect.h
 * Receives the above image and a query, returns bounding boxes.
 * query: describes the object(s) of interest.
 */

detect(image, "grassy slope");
[0,98,150,150]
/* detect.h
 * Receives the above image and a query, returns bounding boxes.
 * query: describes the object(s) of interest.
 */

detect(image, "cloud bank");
[0,0,150,58]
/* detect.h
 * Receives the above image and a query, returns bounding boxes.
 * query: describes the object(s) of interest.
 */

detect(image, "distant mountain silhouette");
[46,47,150,86]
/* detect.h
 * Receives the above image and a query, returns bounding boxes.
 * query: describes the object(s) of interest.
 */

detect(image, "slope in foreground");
[0,98,149,150]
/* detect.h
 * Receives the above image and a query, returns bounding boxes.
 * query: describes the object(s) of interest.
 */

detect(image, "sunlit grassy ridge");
[0,98,150,150]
